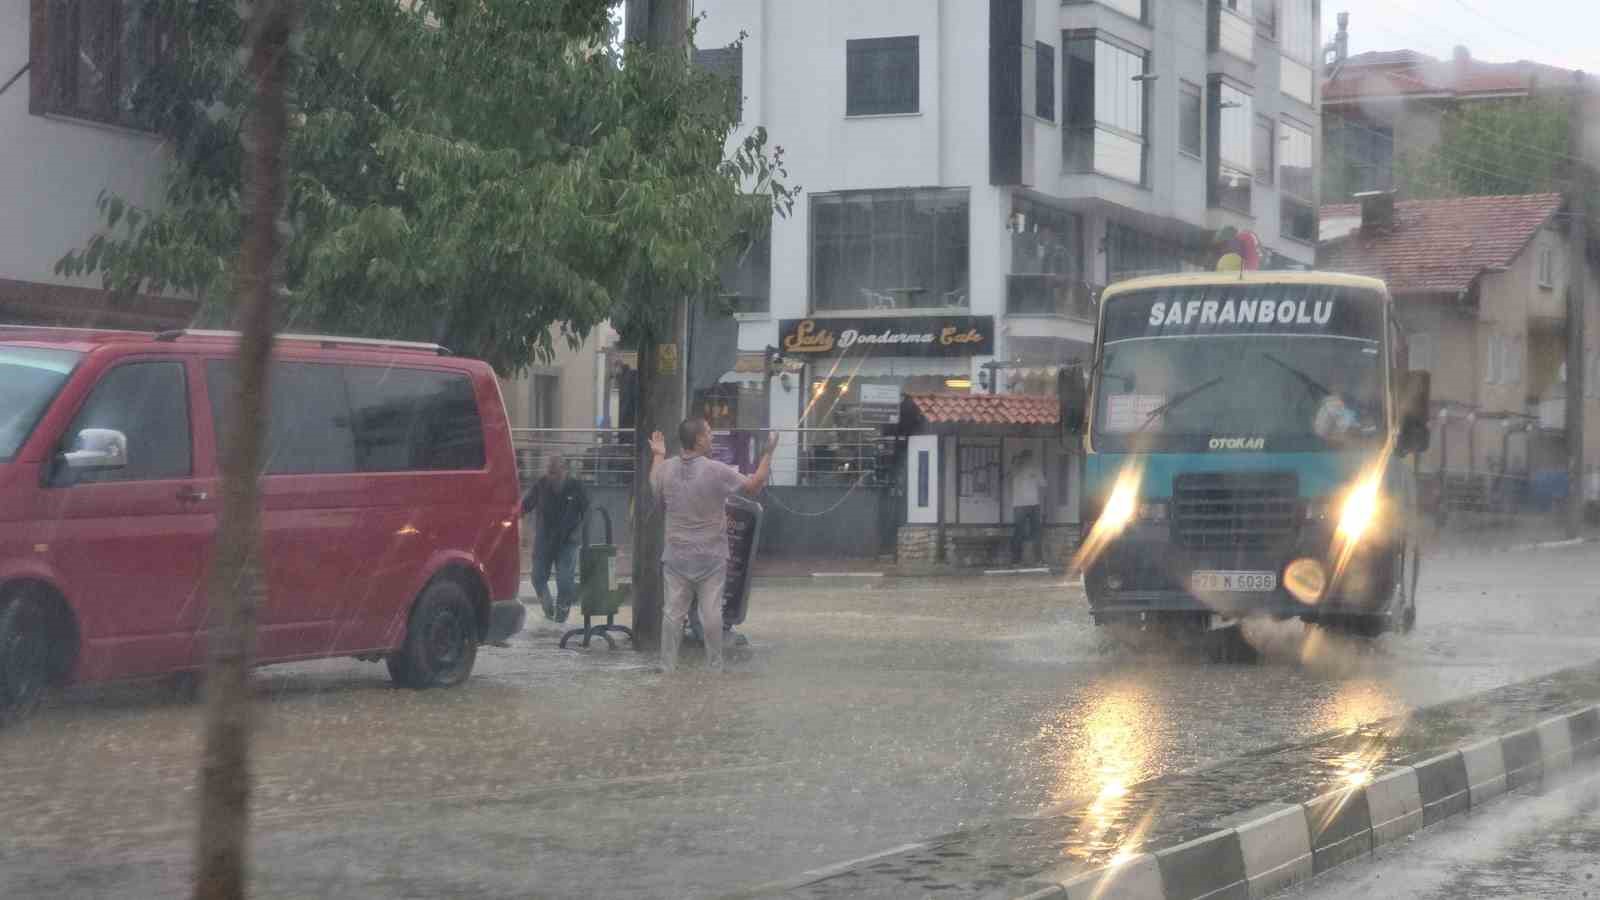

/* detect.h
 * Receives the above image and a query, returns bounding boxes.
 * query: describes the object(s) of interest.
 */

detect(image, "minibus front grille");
[1172,471,1299,551]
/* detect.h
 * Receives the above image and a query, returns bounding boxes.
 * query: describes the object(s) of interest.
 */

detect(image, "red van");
[0,327,524,721]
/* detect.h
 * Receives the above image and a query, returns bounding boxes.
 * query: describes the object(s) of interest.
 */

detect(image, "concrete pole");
[1567,71,1588,538]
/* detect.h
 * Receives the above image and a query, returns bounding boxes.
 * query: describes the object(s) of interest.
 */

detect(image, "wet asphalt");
[4,542,1600,899]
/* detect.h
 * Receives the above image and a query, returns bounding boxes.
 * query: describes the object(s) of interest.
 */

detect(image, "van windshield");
[0,347,81,462]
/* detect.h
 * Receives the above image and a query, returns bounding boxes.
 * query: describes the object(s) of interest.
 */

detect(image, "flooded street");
[5,544,1600,899]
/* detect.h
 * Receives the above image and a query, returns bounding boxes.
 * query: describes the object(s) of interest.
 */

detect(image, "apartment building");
[693,0,1322,444]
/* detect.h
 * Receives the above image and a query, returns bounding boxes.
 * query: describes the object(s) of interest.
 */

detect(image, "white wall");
[0,9,167,290]
[699,0,998,333]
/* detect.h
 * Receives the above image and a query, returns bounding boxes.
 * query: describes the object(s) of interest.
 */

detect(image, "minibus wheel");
[388,579,479,689]
[0,596,52,725]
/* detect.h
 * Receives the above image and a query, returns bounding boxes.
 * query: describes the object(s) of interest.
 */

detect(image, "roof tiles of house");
[1325,50,1575,103]
[1318,193,1563,295]
[906,393,1060,427]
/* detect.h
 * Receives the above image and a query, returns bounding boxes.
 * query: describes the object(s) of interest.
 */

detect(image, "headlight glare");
[1336,477,1382,544]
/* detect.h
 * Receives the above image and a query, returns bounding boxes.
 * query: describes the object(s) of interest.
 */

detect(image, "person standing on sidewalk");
[522,455,589,623]
[1009,449,1045,565]
[649,418,777,672]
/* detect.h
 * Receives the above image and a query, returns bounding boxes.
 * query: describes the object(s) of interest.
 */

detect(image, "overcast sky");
[1332,0,1600,72]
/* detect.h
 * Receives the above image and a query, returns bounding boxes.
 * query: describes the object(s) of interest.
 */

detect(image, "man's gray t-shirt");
[652,454,746,578]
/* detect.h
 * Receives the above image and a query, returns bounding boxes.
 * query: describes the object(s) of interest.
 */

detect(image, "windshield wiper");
[1261,352,1333,400]
[1136,375,1226,434]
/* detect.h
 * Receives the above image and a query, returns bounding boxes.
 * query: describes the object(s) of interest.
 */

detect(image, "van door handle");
[177,486,209,503]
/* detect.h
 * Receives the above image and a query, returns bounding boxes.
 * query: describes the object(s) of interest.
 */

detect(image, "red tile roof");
[1318,194,1563,295]
[1325,50,1575,103]
[906,393,1059,428]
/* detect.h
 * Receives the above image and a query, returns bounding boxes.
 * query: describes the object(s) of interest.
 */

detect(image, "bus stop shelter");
[895,393,1081,568]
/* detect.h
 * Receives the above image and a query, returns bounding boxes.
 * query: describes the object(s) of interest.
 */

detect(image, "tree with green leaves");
[59,0,795,374]
[1394,96,1574,199]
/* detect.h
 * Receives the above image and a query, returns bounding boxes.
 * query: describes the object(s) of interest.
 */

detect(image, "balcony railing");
[1064,125,1146,186]
[1006,274,1095,321]
[1211,2,1254,60]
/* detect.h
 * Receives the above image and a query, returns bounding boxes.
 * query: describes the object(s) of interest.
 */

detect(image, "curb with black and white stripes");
[1012,703,1600,900]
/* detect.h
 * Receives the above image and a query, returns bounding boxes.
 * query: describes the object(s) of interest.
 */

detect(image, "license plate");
[1191,570,1277,593]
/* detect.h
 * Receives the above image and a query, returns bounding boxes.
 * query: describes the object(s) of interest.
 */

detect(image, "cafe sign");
[778,315,995,358]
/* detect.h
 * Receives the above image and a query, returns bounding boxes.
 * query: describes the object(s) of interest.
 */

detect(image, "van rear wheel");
[0,596,52,725]
[388,579,479,689]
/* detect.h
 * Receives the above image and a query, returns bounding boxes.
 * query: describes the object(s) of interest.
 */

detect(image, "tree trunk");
[192,2,296,898]
[625,0,690,654]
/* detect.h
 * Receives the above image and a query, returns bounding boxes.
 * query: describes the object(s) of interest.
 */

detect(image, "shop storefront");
[777,313,997,422]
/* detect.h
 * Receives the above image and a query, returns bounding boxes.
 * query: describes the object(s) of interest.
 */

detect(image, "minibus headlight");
[1336,476,1382,545]
[1098,474,1140,534]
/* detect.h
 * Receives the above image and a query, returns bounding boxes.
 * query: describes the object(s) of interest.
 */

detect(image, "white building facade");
[2,2,184,327]
[694,0,1321,460]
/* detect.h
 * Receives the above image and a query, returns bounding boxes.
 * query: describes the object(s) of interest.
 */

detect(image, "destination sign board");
[1101,284,1385,344]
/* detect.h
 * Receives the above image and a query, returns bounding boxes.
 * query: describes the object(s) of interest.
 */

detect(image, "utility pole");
[626,0,690,653]
[1567,70,1588,539]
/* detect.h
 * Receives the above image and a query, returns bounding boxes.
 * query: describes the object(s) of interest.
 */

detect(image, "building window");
[1008,197,1086,318]
[719,211,772,316]
[1256,0,1278,39]
[958,444,999,498]
[916,450,931,507]
[693,45,743,124]
[1539,244,1556,288]
[1409,332,1438,373]
[1106,222,1210,283]
[1063,32,1150,186]
[1209,80,1253,214]
[1212,0,1255,61]
[1486,334,1521,386]
[1279,119,1315,242]
[1064,0,1147,22]
[1179,81,1204,158]
[1325,116,1394,199]
[1278,0,1315,103]
[1254,115,1275,184]
[529,374,560,428]
[1280,0,1315,62]
[30,0,174,130]
[810,188,970,311]
[847,36,919,116]
[1036,41,1056,121]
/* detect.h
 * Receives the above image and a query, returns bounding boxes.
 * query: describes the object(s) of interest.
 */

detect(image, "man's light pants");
[661,565,726,671]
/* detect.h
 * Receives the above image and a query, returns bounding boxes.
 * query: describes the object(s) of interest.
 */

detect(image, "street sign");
[860,384,902,406]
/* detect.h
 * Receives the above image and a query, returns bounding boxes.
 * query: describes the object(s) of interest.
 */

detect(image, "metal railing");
[510,427,888,489]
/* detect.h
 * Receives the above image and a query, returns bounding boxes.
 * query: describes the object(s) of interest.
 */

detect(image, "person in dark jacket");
[522,455,590,623]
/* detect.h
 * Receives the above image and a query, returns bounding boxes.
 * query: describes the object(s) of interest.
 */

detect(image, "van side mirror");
[1396,371,1431,456]
[1059,366,1088,436]
[62,428,129,471]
